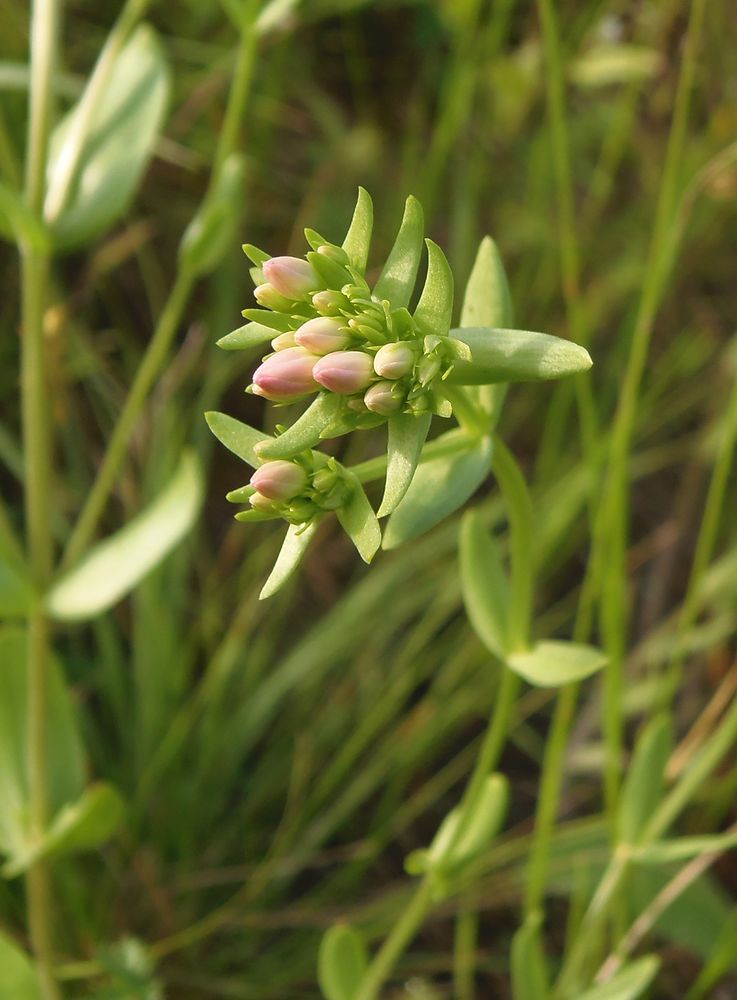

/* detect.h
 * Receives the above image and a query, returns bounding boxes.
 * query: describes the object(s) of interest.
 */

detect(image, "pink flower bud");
[312,289,350,315]
[294,317,350,355]
[364,380,404,415]
[373,341,415,380]
[312,350,374,395]
[262,256,320,299]
[253,283,295,311]
[249,491,277,512]
[251,347,318,402]
[250,460,307,501]
[271,331,297,351]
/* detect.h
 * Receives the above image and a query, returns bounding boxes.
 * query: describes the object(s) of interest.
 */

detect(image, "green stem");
[21,0,61,997]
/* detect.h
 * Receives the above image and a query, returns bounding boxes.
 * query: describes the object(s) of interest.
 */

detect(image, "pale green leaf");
[506,640,608,688]
[378,412,431,517]
[372,195,424,308]
[318,924,368,1000]
[632,831,737,865]
[575,957,659,1000]
[447,327,592,385]
[205,412,269,467]
[46,25,170,249]
[0,931,40,1000]
[216,321,275,351]
[336,475,381,564]
[571,45,662,88]
[460,509,511,660]
[255,394,344,460]
[260,521,318,600]
[427,774,508,874]
[179,153,247,276]
[341,186,373,272]
[47,452,203,621]
[383,432,492,549]
[511,915,550,1000]
[618,715,673,845]
[413,239,453,338]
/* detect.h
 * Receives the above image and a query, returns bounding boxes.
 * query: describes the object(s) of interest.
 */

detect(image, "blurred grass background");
[3,0,737,996]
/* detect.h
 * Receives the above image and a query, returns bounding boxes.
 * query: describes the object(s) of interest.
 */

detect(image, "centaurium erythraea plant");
[207,188,592,598]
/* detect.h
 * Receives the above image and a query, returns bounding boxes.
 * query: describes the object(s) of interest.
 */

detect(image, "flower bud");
[250,460,307,501]
[317,244,350,265]
[364,380,404,415]
[249,491,277,512]
[251,347,318,402]
[254,283,294,312]
[271,331,297,351]
[313,351,374,395]
[294,317,349,355]
[262,256,320,299]
[373,341,415,380]
[312,289,350,315]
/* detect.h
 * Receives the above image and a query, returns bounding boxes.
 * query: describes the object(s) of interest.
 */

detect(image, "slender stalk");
[21,0,61,996]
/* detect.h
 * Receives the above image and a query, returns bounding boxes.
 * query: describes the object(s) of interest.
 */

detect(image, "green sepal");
[373,194,424,308]
[447,327,592,385]
[205,411,269,467]
[255,394,344,460]
[341,186,374,273]
[226,485,255,503]
[216,321,275,351]
[260,521,319,600]
[413,238,454,338]
[336,473,381,564]
[378,412,432,518]
[242,243,270,265]
[234,508,280,523]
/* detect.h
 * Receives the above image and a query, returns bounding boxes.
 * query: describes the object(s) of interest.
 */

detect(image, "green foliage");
[506,640,608,687]
[511,915,550,1000]
[573,957,660,1000]
[0,932,39,1000]
[318,925,369,1000]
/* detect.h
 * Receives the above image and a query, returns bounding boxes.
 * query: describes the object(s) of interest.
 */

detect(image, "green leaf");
[382,433,492,548]
[459,235,514,423]
[0,179,50,251]
[511,915,551,1000]
[378,412,432,517]
[341,187,373,273]
[0,627,86,859]
[618,715,673,845]
[632,831,737,865]
[260,522,318,600]
[506,640,608,688]
[0,559,33,618]
[0,931,40,1000]
[460,509,511,660]
[205,412,269,467]
[318,924,368,1000]
[255,394,344,460]
[447,327,592,385]
[47,452,203,621]
[215,321,275,351]
[46,25,170,249]
[179,153,247,275]
[570,44,662,88]
[2,783,124,878]
[574,956,659,1000]
[413,239,453,338]
[336,475,381,564]
[372,195,424,308]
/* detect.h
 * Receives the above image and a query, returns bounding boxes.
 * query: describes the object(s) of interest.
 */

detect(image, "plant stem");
[22,0,61,997]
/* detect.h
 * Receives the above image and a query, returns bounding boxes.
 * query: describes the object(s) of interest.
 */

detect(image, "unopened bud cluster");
[240,453,352,525]
[244,238,455,423]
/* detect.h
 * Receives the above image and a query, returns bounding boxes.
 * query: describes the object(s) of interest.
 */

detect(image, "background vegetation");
[3,0,737,996]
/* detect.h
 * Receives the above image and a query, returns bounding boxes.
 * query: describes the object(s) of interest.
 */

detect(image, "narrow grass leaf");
[2,783,124,878]
[460,509,511,660]
[618,715,673,845]
[205,412,269,466]
[447,328,592,384]
[47,452,202,621]
[337,476,381,564]
[511,915,551,1000]
[378,412,432,517]
[372,195,424,308]
[318,924,368,1000]
[216,321,275,351]
[413,239,453,337]
[260,522,318,600]
[0,931,40,1000]
[632,831,737,865]
[341,186,373,272]
[506,640,608,688]
[255,394,343,460]
[46,25,170,249]
[575,956,660,1000]
[383,433,492,548]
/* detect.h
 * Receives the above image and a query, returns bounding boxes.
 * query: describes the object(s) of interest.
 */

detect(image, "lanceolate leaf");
[618,714,673,845]
[336,475,381,564]
[46,25,170,249]
[460,509,511,660]
[414,238,453,338]
[447,327,592,385]
[575,956,660,1000]
[255,393,344,460]
[506,640,608,688]
[260,522,319,600]
[383,433,492,549]
[47,452,203,621]
[205,412,269,467]
[511,916,551,1000]
[373,195,424,308]
[378,412,432,517]
[216,321,275,351]
[318,924,368,1000]
[342,186,374,272]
